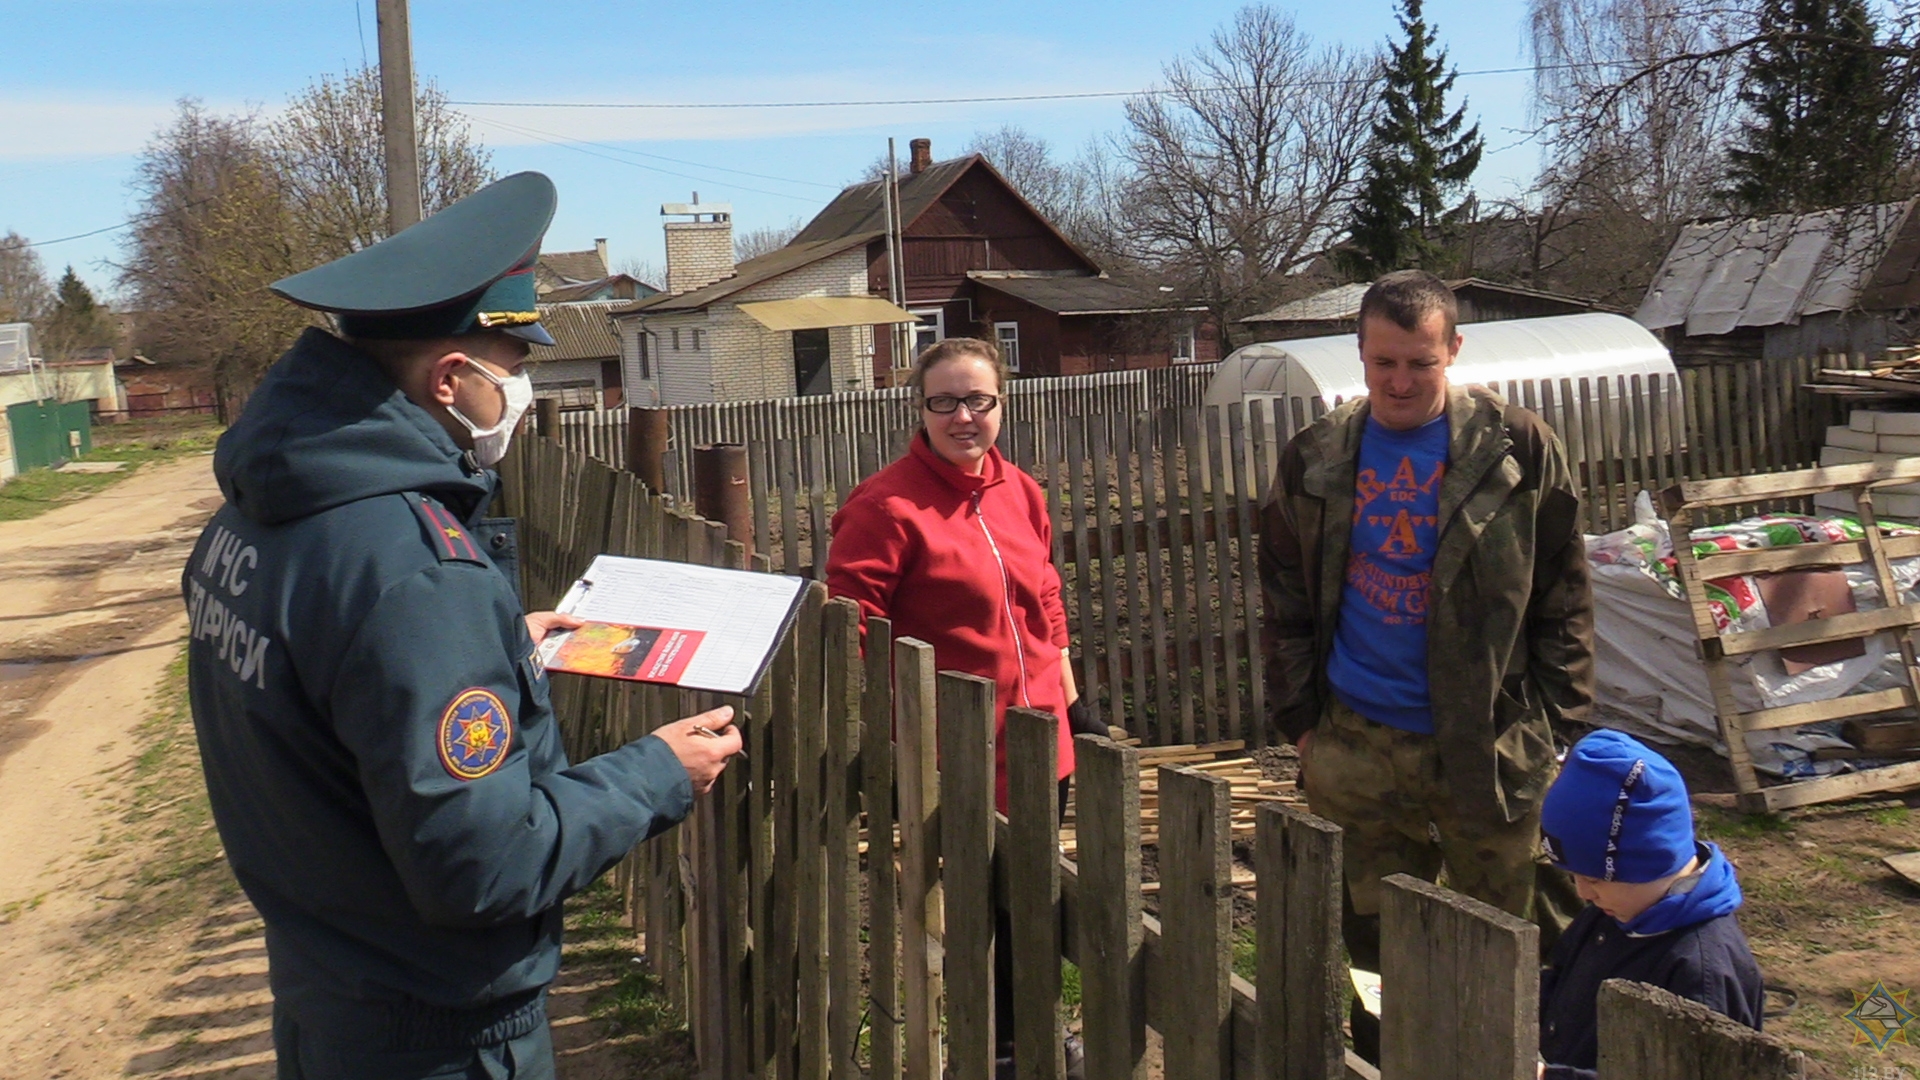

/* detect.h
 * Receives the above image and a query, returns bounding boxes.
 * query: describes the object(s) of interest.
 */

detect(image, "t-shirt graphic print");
[1326,413,1448,733]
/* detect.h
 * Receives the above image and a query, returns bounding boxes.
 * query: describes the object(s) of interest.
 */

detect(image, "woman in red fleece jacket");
[828,336,1087,1076]
[827,337,1082,813]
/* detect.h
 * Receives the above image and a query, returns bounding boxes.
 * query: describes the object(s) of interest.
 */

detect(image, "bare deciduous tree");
[0,233,53,326]
[734,217,804,262]
[119,100,313,417]
[1518,0,1748,303]
[268,66,495,261]
[1115,5,1379,346]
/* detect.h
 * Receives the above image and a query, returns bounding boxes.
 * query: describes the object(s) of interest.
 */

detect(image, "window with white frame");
[1171,318,1196,362]
[909,308,945,359]
[691,328,705,351]
[671,327,682,351]
[994,321,1021,372]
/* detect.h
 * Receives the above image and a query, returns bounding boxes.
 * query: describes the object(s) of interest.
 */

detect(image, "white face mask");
[447,357,534,466]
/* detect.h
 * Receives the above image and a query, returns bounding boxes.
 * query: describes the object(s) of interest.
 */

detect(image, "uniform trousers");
[272,1002,555,1080]
[1302,697,1578,1060]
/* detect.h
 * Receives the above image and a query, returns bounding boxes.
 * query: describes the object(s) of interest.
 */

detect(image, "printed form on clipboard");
[535,554,808,696]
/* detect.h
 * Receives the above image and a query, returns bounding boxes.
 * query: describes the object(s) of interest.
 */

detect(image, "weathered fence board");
[504,429,1820,1080]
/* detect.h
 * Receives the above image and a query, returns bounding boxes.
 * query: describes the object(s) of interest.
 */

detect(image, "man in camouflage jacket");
[1257,271,1594,1060]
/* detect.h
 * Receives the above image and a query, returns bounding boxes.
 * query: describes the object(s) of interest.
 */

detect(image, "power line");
[446,61,1612,110]
[0,195,223,252]
[455,112,841,190]
[461,113,826,204]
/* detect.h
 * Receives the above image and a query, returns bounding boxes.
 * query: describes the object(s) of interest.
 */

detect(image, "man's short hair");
[1357,270,1458,341]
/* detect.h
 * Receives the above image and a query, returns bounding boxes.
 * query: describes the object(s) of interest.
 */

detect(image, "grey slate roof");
[1635,199,1919,335]
[530,301,621,363]
[1238,283,1371,324]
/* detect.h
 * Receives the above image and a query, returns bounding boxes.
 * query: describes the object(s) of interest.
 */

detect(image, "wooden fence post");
[940,671,999,1080]
[895,637,944,1080]
[862,617,901,1080]
[748,552,778,1080]
[1255,804,1345,1080]
[1072,734,1145,1080]
[768,596,805,1080]
[1597,979,1806,1079]
[823,598,864,1078]
[1378,874,1538,1080]
[1159,764,1231,1080]
[795,583,829,1080]
[1007,707,1064,1080]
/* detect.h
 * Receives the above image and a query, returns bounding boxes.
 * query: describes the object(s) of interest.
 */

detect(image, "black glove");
[1066,698,1107,738]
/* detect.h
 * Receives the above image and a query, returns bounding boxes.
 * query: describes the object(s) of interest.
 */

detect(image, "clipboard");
[536,554,808,696]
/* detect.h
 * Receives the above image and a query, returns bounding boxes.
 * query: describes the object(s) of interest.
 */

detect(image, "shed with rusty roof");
[1634,198,1920,364]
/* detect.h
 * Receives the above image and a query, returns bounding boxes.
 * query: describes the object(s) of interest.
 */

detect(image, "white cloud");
[0,98,184,159]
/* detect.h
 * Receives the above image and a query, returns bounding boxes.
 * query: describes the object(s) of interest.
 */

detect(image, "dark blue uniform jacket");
[1539,843,1764,1079]
[183,328,692,1049]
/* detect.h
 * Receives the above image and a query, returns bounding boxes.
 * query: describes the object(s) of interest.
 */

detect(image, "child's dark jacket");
[1539,843,1763,1079]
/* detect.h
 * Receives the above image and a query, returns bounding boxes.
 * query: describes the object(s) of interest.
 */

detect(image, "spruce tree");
[1339,0,1484,279]
[42,266,116,361]
[1725,0,1897,214]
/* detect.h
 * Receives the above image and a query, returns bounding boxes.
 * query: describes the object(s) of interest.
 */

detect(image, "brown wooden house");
[791,139,1214,383]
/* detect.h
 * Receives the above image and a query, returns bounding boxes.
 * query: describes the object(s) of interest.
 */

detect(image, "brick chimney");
[910,138,932,175]
[593,237,609,276]
[660,195,735,296]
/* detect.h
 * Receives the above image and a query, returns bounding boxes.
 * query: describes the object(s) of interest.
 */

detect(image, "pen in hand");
[691,723,746,759]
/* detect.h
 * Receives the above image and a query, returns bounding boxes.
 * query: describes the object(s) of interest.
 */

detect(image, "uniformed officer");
[182,171,740,1080]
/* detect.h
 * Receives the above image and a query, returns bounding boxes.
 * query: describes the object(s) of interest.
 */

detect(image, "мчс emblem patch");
[438,688,513,780]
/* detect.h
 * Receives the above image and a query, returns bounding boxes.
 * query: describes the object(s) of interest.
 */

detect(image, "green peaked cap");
[270,171,558,346]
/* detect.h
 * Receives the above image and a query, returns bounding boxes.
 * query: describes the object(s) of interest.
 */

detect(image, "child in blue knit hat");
[1536,729,1764,1080]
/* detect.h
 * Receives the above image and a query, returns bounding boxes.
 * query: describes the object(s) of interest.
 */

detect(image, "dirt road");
[0,454,277,1080]
[0,455,660,1080]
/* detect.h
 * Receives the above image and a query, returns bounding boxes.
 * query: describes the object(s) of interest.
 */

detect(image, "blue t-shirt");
[1327,413,1449,733]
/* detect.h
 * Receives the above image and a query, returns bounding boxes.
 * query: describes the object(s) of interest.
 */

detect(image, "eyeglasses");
[921,393,999,415]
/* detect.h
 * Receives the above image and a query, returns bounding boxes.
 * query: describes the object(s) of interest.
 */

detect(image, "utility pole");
[886,139,910,375]
[376,0,423,233]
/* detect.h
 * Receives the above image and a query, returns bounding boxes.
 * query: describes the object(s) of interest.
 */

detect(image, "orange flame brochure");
[539,623,705,684]
[536,554,807,696]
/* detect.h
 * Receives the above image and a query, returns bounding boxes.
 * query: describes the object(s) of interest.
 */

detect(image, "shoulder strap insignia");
[405,493,488,565]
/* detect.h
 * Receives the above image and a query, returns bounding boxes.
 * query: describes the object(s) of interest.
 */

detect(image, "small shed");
[1634,198,1920,363]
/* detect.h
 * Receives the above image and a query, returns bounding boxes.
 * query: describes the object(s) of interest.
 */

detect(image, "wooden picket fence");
[498,434,1805,1080]
[548,351,1870,749]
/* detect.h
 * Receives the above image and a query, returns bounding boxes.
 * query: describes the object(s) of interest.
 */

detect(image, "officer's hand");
[655,706,742,794]
[525,611,584,646]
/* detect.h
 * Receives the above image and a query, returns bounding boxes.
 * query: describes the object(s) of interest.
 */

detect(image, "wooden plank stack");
[1060,738,1304,858]
[1809,345,1920,398]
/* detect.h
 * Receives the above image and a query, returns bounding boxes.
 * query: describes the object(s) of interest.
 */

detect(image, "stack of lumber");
[1058,738,1303,859]
[1809,346,1920,398]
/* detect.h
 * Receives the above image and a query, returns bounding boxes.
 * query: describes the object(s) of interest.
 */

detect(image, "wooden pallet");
[1662,459,1920,812]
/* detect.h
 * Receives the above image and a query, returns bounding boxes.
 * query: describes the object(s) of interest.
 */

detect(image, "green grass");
[562,878,696,1079]
[0,414,220,521]
[92,651,239,940]
[1694,808,1795,842]
[1866,804,1910,828]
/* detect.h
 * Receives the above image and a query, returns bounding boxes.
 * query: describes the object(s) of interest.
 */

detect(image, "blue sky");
[1,0,1544,301]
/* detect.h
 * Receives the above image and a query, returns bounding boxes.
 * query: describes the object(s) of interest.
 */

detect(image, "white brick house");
[612,207,910,405]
